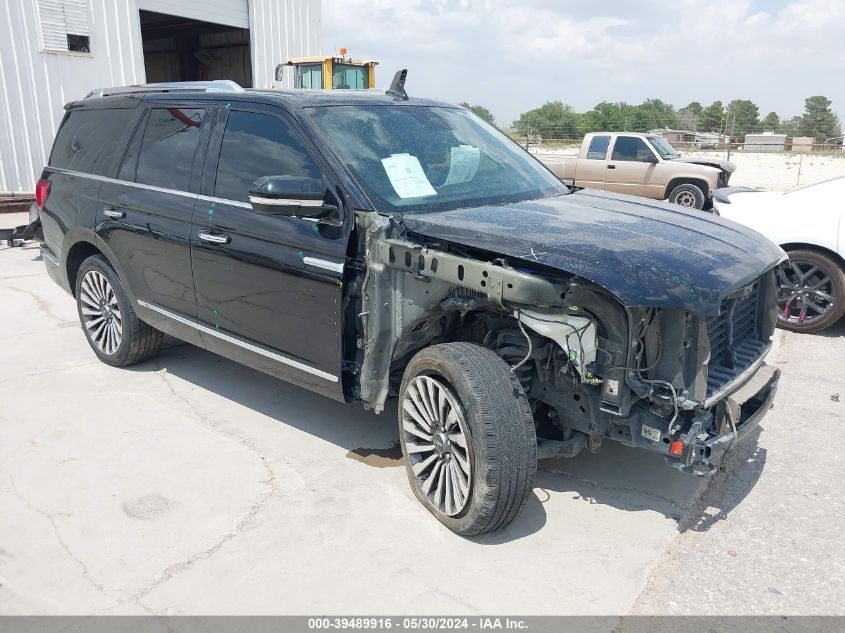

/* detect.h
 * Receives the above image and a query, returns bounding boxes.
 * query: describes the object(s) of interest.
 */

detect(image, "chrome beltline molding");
[137,300,338,383]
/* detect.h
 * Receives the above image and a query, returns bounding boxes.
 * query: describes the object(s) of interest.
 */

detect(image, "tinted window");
[50,108,136,175]
[586,135,610,160]
[214,111,321,203]
[611,136,654,162]
[135,108,205,191]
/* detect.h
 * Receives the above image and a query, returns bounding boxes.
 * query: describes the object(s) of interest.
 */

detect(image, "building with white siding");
[0,0,321,194]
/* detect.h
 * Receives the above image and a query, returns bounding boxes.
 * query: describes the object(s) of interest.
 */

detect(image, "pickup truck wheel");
[669,183,705,209]
[75,255,163,366]
[398,343,537,535]
[777,249,845,333]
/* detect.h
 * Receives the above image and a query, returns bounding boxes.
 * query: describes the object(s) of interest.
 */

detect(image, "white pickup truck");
[538,132,736,210]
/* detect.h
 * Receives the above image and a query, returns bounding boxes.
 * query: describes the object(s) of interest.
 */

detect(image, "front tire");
[777,249,845,333]
[668,183,705,209]
[398,343,537,536]
[75,255,163,366]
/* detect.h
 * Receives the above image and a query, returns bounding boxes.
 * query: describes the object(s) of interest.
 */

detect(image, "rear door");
[573,134,610,190]
[96,103,215,345]
[604,135,663,198]
[190,104,350,400]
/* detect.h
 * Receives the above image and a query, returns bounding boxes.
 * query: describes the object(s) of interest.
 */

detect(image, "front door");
[190,105,350,400]
[604,135,664,198]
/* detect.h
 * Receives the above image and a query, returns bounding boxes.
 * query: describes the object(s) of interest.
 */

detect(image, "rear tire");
[777,249,845,333]
[398,343,537,536]
[75,255,163,366]
[669,183,705,209]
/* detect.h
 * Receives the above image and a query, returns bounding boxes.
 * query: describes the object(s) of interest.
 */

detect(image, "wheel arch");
[63,234,125,297]
[665,177,710,201]
[780,242,845,273]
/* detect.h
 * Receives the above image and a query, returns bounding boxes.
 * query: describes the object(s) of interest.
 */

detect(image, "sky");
[322,0,845,127]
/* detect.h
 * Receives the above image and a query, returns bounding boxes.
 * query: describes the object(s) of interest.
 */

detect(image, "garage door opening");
[139,10,252,87]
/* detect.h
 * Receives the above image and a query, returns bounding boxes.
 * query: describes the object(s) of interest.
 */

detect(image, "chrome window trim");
[137,300,338,383]
[303,257,344,274]
[48,167,197,199]
[197,194,251,209]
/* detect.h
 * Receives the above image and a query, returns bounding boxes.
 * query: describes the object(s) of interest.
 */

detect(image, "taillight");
[35,178,50,210]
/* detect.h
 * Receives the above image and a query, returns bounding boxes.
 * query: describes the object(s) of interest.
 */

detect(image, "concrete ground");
[0,212,842,615]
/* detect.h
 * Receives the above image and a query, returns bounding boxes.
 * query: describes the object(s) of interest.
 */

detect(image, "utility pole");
[725,112,735,161]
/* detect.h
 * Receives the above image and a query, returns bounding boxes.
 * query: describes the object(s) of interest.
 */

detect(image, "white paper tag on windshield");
[381,154,437,199]
[442,145,480,186]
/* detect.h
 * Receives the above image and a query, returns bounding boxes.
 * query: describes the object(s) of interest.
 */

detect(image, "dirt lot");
[0,211,843,615]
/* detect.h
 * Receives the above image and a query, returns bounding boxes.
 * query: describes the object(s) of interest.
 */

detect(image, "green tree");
[725,99,760,138]
[638,98,678,130]
[459,102,495,126]
[684,101,703,116]
[760,111,781,132]
[513,101,579,138]
[799,96,842,141]
[780,115,803,137]
[698,101,724,132]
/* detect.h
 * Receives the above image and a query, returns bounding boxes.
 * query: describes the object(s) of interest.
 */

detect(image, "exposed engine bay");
[350,212,780,476]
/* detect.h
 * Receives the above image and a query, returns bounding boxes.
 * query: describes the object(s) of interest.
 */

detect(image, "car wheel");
[669,183,705,209]
[75,254,163,366]
[398,342,537,536]
[777,249,845,333]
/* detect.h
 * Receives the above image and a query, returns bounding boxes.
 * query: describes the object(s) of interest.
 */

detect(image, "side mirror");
[248,176,337,220]
[644,154,658,164]
[274,64,284,82]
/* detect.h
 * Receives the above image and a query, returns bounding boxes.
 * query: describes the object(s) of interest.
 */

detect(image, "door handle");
[103,207,125,219]
[607,164,616,170]
[198,230,230,245]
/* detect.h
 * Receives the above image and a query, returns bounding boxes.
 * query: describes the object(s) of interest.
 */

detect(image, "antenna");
[386,69,408,100]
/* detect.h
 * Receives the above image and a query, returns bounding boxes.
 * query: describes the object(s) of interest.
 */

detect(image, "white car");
[713,177,845,333]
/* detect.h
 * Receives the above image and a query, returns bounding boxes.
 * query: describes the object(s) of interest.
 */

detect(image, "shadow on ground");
[129,341,764,541]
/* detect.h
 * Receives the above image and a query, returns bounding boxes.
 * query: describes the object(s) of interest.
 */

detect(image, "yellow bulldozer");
[279,49,378,90]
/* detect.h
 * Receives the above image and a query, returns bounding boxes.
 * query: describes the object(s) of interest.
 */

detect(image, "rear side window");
[214,111,321,203]
[135,108,205,191]
[49,108,135,175]
[586,135,610,160]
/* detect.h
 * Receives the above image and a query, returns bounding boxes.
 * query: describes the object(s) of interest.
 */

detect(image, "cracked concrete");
[1,237,827,615]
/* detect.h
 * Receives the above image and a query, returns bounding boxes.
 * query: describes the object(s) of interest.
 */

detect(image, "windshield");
[647,136,680,159]
[304,105,568,214]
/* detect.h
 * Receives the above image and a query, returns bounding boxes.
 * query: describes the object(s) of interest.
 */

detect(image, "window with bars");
[37,0,91,54]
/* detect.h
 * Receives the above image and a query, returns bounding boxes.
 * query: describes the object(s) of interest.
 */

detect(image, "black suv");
[37,80,784,535]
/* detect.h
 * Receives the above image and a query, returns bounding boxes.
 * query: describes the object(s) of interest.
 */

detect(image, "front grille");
[705,282,768,397]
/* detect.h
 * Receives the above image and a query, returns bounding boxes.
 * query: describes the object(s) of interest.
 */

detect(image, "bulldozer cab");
[285,50,377,90]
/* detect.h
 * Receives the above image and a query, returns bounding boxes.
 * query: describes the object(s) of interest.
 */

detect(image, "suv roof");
[70,81,454,111]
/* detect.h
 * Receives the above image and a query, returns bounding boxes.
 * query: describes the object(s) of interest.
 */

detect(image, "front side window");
[586,135,610,160]
[135,108,205,191]
[295,63,323,89]
[611,136,655,162]
[214,111,321,203]
[304,105,567,214]
[332,63,367,89]
[50,108,136,175]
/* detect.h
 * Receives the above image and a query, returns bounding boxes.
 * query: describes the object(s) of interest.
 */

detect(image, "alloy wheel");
[777,259,838,327]
[79,270,123,355]
[402,375,472,517]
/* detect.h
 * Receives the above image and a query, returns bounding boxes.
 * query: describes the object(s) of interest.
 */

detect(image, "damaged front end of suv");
[353,195,782,477]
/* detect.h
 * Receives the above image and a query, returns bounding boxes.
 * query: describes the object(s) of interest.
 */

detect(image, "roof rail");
[84,80,244,99]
